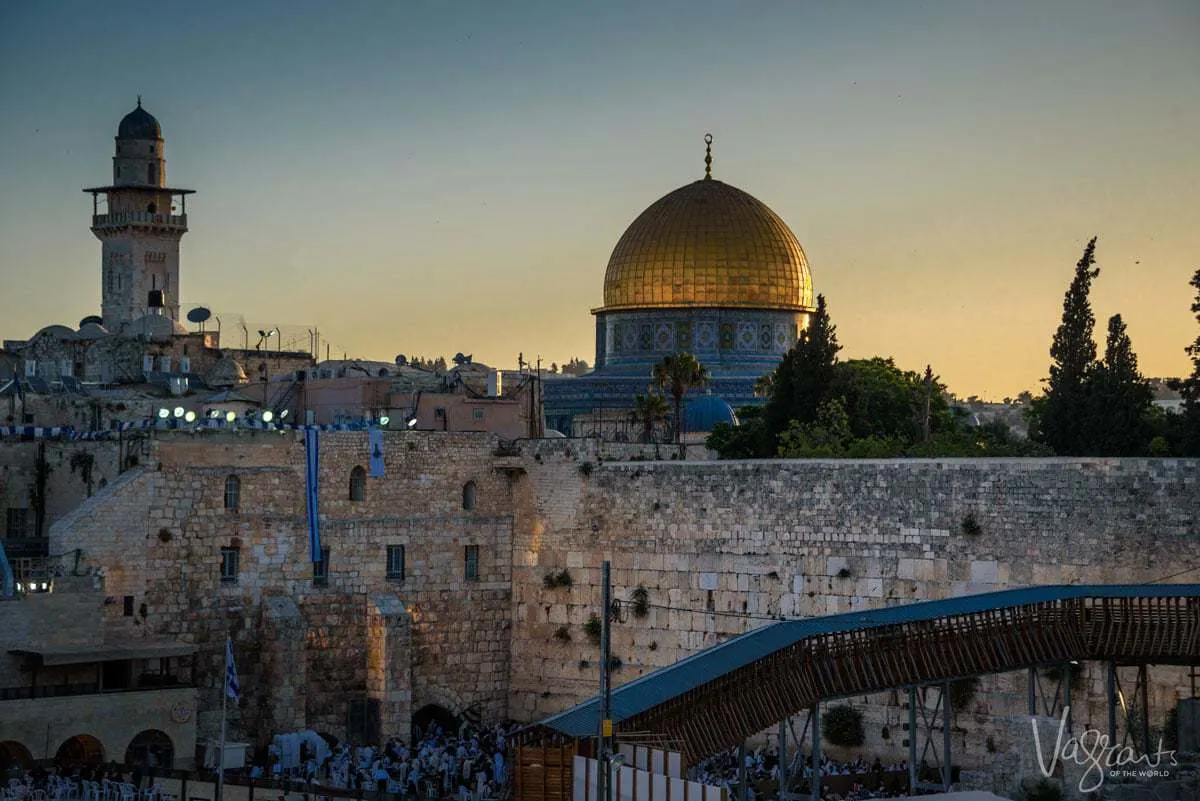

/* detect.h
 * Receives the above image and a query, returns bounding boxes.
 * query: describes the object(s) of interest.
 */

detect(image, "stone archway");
[412,704,460,741]
[0,740,33,770]
[55,734,104,765]
[125,729,174,768]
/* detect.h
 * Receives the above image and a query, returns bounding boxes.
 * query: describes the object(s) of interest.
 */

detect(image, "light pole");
[598,561,614,801]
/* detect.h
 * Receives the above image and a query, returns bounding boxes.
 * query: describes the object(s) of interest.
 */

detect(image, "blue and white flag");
[368,427,386,477]
[225,636,240,701]
[304,427,322,563]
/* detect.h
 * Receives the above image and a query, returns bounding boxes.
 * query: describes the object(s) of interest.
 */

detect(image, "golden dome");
[598,177,814,313]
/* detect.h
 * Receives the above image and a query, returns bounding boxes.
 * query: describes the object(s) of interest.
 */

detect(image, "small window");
[220,547,239,584]
[5,508,29,538]
[465,545,480,581]
[24,360,37,378]
[314,548,330,586]
[386,545,406,580]
[462,481,477,511]
[123,596,135,617]
[180,356,191,373]
[158,356,171,373]
[472,408,485,421]
[142,355,153,374]
[59,360,73,378]
[224,475,241,511]
[349,466,366,502]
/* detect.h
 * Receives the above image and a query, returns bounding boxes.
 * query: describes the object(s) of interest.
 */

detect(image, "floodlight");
[406,417,418,428]
[173,406,185,418]
[379,415,390,426]
[225,411,237,423]
[184,411,197,423]
[280,409,289,419]
[262,410,275,423]
[157,408,170,419]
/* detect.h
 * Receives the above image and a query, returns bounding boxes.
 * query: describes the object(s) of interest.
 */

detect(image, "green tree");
[1030,237,1100,455]
[1176,268,1200,455]
[764,294,840,438]
[707,407,772,458]
[629,392,670,443]
[1083,314,1154,455]
[651,352,709,446]
[777,398,853,457]
[829,358,953,442]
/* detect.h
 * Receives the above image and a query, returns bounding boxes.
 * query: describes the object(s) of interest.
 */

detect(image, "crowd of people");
[244,722,520,801]
[689,745,912,801]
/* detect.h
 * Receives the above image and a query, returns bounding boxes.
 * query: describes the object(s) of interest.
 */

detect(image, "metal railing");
[92,212,187,228]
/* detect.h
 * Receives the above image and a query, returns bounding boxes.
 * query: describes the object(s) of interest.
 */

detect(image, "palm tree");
[652,352,710,446]
[629,393,670,443]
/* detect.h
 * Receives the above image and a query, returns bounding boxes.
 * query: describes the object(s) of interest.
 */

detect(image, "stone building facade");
[13,431,1196,767]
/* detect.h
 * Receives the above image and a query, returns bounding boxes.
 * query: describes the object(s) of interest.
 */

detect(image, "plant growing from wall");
[1018,778,1063,801]
[836,567,853,579]
[157,528,173,543]
[553,626,571,643]
[822,704,865,748]
[543,569,574,589]
[950,677,980,713]
[630,586,650,618]
[69,450,96,497]
[608,656,623,671]
[579,461,594,477]
[584,613,602,644]
[961,513,982,537]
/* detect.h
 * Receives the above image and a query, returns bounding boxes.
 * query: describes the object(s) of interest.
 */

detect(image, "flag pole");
[217,636,229,801]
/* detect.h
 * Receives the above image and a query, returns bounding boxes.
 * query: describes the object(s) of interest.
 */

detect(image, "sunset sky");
[1,0,1197,399]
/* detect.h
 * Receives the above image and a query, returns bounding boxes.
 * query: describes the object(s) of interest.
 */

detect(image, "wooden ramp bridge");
[514,584,1200,800]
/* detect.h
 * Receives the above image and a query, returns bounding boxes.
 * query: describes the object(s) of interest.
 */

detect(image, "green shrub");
[1019,778,1062,801]
[822,704,865,748]
[631,586,650,618]
[961,513,982,537]
[553,626,571,642]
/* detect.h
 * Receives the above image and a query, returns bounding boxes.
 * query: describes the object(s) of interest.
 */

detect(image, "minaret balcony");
[91,212,188,230]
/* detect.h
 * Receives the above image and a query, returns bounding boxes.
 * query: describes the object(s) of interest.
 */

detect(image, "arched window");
[224,475,240,511]
[349,466,366,502]
[462,480,477,511]
[125,729,174,768]
[55,734,104,765]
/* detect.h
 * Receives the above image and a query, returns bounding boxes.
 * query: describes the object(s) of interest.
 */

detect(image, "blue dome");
[118,99,162,140]
[684,394,738,433]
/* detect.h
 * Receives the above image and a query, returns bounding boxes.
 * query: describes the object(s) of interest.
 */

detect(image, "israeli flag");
[225,636,240,701]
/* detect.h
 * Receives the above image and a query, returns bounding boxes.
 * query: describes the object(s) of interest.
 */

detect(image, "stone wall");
[507,446,1200,767]
[48,429,514,745]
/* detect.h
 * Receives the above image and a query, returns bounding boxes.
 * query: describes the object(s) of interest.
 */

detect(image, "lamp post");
[598,560,614,801]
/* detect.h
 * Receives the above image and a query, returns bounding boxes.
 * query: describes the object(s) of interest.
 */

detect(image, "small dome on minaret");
[117,97,162,140]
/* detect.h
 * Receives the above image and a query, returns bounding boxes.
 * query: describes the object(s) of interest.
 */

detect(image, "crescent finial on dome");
[704,133,713,179]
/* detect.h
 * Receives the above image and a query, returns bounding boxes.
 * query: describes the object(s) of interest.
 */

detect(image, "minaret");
[84,98,194,329]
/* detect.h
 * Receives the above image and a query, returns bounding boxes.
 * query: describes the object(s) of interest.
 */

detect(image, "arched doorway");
[55,734,104,765]
[0,740,33,770]
[125,729,174,768]
[412,704,460,740]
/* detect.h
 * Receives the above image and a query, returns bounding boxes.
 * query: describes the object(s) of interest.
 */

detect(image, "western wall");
[30,430,1200,764]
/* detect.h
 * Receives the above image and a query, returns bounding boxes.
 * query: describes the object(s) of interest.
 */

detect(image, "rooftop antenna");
[704,133,713,180]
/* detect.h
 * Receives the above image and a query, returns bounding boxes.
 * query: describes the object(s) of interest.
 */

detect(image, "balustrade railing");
[91,212,187,228]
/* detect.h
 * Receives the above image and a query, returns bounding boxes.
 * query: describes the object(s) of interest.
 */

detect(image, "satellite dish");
[187,307,212,324]
[79,315,103,328]
[395,354,408,366]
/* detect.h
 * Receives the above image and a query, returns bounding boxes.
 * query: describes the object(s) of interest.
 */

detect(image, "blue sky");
[1,0,1198,397]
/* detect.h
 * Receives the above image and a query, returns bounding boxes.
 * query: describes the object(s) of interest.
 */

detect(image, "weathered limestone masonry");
[0,440,123,546]
[49,430,513,744]
[509,442,1200,766]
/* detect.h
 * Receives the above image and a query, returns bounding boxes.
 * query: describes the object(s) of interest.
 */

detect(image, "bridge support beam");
[810,703,821,801]
[737,741,746,801]
[908,684,953,793]
[778,718,787,801]
[942,681,952,791]
[1107,660,1118,748]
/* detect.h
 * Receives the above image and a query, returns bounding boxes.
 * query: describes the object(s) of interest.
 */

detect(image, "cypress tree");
[1084,314,1153,455]
[1178,268,1200,455]
[764,294,841,439]
[1032,238,1100,455]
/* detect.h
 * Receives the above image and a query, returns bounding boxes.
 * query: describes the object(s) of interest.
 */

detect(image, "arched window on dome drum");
[224,475,240,512]
[349,466,366,502]
[462,481,477,511]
